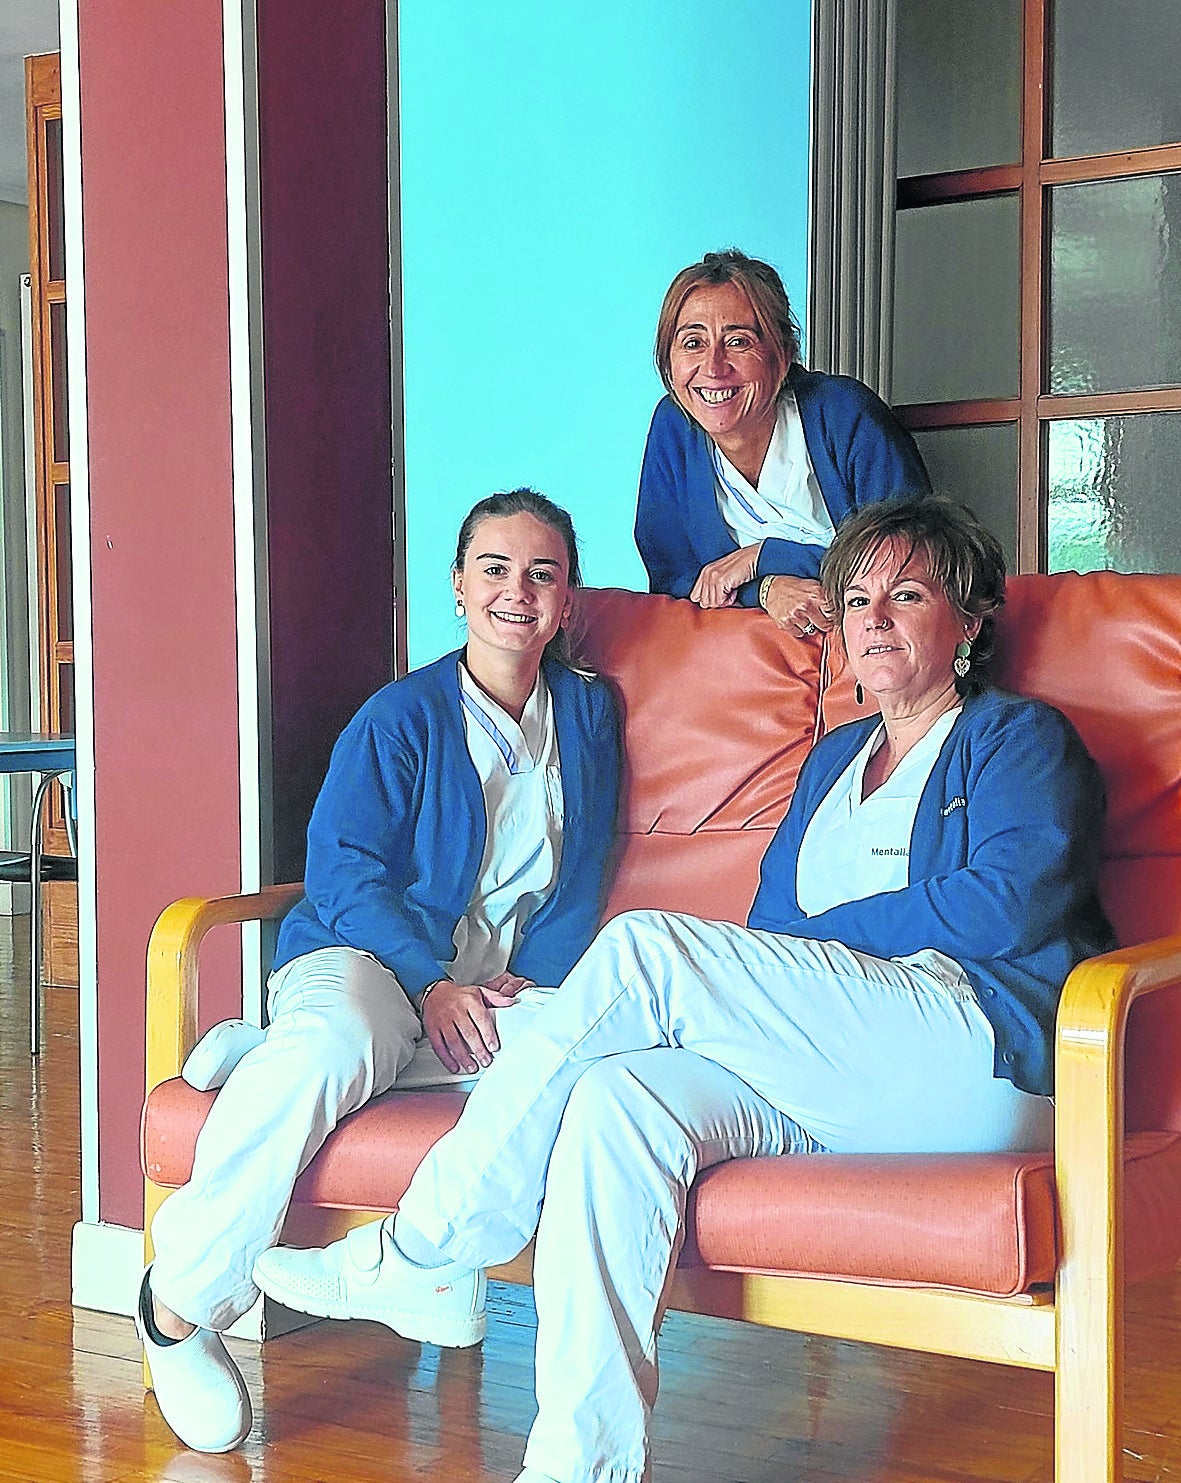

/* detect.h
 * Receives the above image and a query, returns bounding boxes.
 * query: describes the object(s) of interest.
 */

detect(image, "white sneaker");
[252,1220,486,1348]
[181,1019,266,1091]
[136,1269,251,1453]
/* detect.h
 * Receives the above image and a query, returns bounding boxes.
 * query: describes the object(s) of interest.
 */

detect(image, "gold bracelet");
[758,575,776,609]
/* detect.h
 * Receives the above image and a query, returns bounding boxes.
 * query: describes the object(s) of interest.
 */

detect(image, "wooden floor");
[3,921,1181,1482]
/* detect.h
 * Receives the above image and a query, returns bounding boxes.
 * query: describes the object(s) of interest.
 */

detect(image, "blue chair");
[0,770,77,1054]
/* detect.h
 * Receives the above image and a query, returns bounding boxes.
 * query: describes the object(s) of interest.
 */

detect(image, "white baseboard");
[70,1220,314,1340]
[71,1220,142,1318]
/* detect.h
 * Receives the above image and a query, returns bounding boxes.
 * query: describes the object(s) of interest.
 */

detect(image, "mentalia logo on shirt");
[941,795,967,818]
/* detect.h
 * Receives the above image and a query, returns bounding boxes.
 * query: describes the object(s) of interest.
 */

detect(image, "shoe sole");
[258,1272,486,1348]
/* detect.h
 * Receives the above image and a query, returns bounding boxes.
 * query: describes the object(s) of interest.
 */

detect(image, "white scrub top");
[712,392,836,551]
[449,664,564,987]
[795,707,970,988]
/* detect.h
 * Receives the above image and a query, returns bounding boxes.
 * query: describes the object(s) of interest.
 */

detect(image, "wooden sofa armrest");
[145,884,305,1100]
[1053,933,1181,1474]
[1056,933,1181,1244]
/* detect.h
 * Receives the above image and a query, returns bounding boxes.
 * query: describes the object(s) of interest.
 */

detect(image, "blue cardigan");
[635,365,931,605]
[748,690,1115,1095]
[274,651,622,999]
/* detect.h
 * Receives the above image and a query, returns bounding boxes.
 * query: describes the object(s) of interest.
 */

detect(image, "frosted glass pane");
[1048,415,1181,573]
[58,663,74,733]
[54,484,72,643]
[897,0,1021,176]
[1048,174,1181,395]
[911,424,1018,569]
[50,300,69,464]
[45,116,65,283]
[893,197,1020,404]
[1051,0,1181,159]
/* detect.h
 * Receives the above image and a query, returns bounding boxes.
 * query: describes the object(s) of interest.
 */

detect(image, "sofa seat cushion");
[142,1079,469,1207]
[682,1132,1181,1295]
[144,1080,1181,1298]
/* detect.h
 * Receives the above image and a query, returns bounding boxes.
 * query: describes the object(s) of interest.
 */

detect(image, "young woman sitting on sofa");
[257,493,1116,1483]
[137,488,622,1455]
[635,247,931,637]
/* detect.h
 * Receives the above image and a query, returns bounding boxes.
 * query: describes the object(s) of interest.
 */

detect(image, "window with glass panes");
[892,0,1181,575]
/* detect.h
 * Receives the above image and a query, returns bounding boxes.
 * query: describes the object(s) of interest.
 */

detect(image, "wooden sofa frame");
[143,882,1181,1483]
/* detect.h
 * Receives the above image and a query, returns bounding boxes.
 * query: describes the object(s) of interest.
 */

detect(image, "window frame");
[892,0,1181,572]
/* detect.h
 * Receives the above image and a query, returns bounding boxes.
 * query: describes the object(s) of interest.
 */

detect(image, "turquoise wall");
[399,0,812,666]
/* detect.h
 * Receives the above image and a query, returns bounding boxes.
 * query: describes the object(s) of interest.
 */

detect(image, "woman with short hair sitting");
[258,495,1115,1483]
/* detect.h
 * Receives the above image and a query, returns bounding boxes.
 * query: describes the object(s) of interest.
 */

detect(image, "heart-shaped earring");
[953,639,972,678]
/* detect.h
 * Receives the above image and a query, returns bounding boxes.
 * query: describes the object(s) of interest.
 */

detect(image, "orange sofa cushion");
[573,589,824,926]
[142,1078,1181,1297]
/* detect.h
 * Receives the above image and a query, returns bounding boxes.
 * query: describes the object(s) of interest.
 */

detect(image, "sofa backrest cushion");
[995,573,1181,1136]
[573,589,823,925]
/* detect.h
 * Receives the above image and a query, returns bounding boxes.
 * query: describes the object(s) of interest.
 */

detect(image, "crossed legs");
[259,911,1052,1481]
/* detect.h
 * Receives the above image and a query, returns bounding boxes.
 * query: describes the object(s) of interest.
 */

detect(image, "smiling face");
[453,512,573,673]
[667,280,786,453]
[842,539,982,718]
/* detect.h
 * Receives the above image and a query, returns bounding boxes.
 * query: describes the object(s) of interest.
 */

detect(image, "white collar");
[458,663,549,773]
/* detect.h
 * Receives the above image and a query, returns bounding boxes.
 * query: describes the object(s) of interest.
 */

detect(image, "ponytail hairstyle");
[454,487,582,663]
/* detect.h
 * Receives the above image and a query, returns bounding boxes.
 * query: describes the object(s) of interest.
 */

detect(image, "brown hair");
[820,495,1007,695]
[454,487,581,662]
[653,248,801,395]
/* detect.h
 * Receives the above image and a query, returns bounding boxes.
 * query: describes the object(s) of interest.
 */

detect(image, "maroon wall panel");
[80,4,242,1225]
[80,3,395,1226]
[256,0,395,882]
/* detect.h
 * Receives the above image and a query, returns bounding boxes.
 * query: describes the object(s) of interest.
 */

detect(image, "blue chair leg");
[29,769,65,1058]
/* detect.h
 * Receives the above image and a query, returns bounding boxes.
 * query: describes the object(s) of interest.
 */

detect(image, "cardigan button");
[1002,1051,1014,1064]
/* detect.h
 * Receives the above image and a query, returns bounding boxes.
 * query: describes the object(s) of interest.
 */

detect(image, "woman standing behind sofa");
[636,248,931,636]
[137,488,621,1455]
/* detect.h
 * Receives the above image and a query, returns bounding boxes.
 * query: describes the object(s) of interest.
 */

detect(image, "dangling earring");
[855,681,864,706]
[455,599,465,619]
[953,639,972,678]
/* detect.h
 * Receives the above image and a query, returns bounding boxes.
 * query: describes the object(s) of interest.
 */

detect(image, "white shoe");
[136,1269,251,1453]
[252,1221,486,1348]
[181,1019,266,1091]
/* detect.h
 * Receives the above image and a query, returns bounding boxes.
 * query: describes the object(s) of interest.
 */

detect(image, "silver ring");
[801,622,817,635]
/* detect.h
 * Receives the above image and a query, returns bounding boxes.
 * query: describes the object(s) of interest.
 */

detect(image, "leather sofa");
[142,574,1181,1483]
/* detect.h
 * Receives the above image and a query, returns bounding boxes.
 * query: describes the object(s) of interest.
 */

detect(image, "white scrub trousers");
[151,941,553,1331]
[394,909,1053,1483]
[151,947,424,1330]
